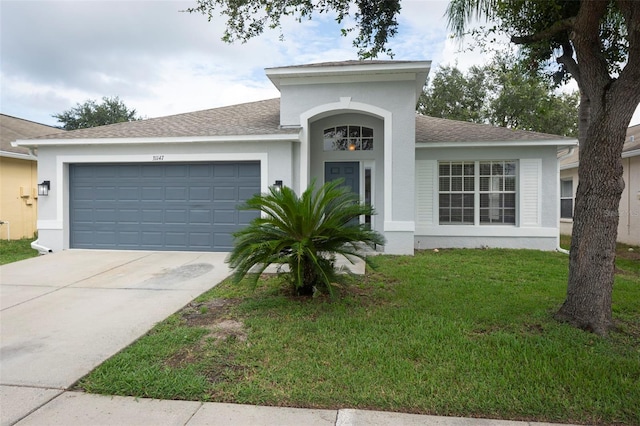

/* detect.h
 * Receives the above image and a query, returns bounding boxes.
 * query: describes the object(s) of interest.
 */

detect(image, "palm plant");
[228,179,385,296]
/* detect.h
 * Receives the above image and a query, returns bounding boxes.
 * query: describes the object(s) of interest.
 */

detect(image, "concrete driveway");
[0,250,231,425]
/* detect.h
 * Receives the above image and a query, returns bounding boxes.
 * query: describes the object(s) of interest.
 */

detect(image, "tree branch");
[557,41,582,88]
[510,17,575,45]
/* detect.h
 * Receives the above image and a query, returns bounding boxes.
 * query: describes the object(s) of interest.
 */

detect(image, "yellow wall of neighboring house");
[0,156,38,240]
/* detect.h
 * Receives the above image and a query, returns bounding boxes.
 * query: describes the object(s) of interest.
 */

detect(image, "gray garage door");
[70,162,260,251]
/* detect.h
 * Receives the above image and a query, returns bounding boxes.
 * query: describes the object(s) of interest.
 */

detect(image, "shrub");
[228,180,385,296]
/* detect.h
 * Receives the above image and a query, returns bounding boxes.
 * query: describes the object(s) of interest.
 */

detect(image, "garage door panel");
[118,187,140,200]
[213,163,236,177]
[141,165,163,177]
[213,233,234,250]
[238,186,259,200]
[165,209,188,224]
[118,165,141,177]
[166,187,188,201]
[166,165,188,177]
[190,186,211,201]
[214,209,237,225]
[142,209,163,223]
[190,164,212,177]
[214,187,237,201]
[238,210,258,225]
[190,209,212,224]
[70,162,260,251]
[141,187,164,201]
[238,162,261,177]
[141,231,163,246]
[95,187,117,201]
[95,209,117,223]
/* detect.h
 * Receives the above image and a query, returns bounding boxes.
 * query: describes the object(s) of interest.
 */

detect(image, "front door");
[325,162,360,196]
[325,162,360,226]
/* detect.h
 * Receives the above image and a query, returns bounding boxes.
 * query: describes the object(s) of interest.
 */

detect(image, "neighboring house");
[560,124,640,246]
[0,114,64,240]
[14,61,575,254]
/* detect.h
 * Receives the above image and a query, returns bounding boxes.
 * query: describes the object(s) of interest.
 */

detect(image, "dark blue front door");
[325,162,360,226]
[325,162,360,196]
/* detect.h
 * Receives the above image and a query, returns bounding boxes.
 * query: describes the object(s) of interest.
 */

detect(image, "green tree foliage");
[53,96,141,130]
[418,56,579,137]
[228,180,385,297]
[418,64,488,124]
[186,0,400,58]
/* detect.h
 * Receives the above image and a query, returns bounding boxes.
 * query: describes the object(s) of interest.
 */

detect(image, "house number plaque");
[152,155,165,161]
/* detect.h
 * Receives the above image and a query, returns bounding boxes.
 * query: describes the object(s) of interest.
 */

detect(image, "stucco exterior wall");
[0,157,38,239]
[34,140,296,252]
[280,80,418,254]
[415,145,560,250]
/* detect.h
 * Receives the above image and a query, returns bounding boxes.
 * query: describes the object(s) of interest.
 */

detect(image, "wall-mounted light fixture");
[38,181,50,196]
[273,180,283,191]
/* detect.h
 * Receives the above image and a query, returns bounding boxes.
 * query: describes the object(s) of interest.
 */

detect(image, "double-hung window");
[439,160,517,225]
[560,179,573,219]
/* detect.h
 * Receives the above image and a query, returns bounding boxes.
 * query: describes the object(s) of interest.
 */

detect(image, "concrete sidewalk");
[3,389,576,426]
[1,251,576,426]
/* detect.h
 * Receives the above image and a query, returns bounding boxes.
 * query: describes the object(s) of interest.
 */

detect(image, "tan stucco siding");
[0,157,38,239]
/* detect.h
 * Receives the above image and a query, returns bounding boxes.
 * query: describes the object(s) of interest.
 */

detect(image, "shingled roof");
[415,114,567,143]
[27,98,294,141]
[20,97,569,144]
[1,114,64,156]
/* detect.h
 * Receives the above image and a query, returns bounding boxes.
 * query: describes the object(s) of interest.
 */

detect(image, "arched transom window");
[323,125,373,151]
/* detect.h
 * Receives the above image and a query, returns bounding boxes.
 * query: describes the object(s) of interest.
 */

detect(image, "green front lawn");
[0,238,39,265]
[76,248,640,425]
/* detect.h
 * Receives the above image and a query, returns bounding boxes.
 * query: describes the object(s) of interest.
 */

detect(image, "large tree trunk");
[555,98,630,336]
[553,0,640,336]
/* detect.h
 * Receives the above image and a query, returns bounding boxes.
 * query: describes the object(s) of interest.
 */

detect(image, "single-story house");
[560,124,640,246]
[0,114,64,240]
[14,60,576,255]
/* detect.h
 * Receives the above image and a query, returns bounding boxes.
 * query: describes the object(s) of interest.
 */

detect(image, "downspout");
[26,147,51,253]
[31,240,53,254]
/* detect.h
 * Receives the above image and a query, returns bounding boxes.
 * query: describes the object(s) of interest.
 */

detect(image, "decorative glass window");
[323,125,374,151]
[560,178,573,219]
[438,160,517,225]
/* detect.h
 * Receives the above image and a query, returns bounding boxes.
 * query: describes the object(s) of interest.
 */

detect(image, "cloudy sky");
[2,0,639,128]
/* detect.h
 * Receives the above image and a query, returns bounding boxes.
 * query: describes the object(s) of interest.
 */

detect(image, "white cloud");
[1,0,638,128]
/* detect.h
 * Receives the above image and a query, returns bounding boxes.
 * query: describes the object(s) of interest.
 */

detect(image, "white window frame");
[438,160,518,226]
[560,178,574,219]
